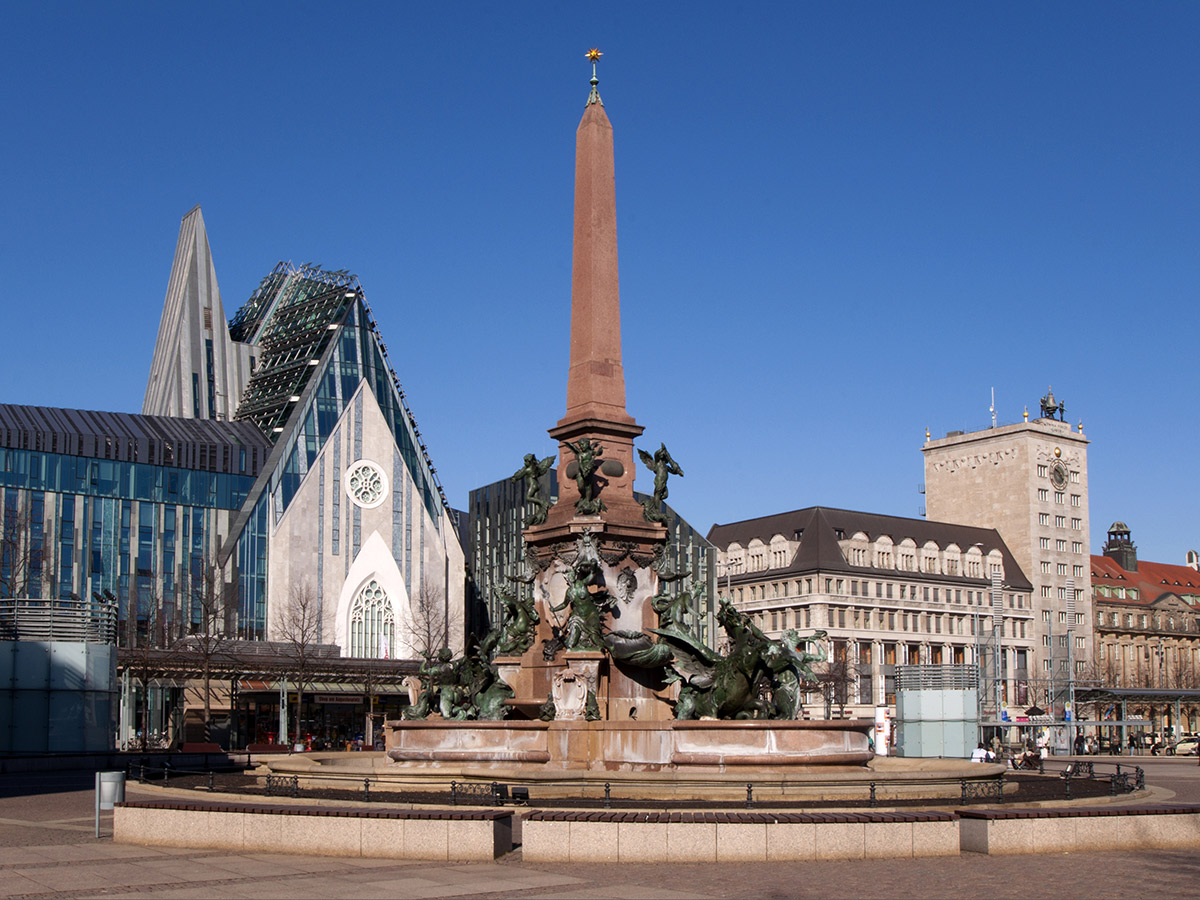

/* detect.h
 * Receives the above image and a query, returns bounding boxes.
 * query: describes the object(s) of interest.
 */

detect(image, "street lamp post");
[1157,638,1166,740]
[717,557,742,601]
[991,572,1003,726]
[1066,577,1076,754]
[970,543,987,748]
[714,557,742,652]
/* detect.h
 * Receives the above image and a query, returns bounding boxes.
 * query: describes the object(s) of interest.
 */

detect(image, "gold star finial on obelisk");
[585,48,604,106]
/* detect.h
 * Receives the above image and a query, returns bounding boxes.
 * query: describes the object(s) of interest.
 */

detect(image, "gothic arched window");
[349,579,395,658]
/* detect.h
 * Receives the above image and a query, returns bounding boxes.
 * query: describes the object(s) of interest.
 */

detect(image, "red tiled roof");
[1090,554,1200,605]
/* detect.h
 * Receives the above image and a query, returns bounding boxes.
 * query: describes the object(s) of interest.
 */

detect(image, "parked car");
[1167,738,1199,756]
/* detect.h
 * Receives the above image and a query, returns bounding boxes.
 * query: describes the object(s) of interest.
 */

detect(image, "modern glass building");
[0,405,268,647]
[0,208,468,750]
[3,207,465,662]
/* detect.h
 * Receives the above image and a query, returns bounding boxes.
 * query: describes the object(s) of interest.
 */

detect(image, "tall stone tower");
[922,392,1091,712]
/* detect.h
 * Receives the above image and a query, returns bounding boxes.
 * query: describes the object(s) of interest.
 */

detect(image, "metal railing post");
[869,782,877,808]
[746,783,754,809]
[603,782,611,810]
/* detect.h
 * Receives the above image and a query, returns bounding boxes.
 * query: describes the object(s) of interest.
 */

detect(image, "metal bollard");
[869,782,877,808]
[364,778,371,802]
[208,771,215,792]
[163,763,171,786]
[1063,776,1072,800]
[604,782,611,809]
[451,781,458,806]
[746,783,754,809]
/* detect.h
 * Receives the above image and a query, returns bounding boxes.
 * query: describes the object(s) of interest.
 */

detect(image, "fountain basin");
[385,718,872,772]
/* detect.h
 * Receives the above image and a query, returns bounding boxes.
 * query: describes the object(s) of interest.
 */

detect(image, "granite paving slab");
[0,873,50,899]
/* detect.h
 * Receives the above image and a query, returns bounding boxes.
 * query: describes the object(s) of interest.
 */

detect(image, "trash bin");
[95,771,126,838]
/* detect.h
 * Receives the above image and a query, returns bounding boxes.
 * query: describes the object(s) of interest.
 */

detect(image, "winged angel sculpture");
[637,443,683,524]
[512,453,555,525]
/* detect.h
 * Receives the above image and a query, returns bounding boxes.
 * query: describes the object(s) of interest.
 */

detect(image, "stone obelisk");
[527,53,661,549]
[516,52,671,723]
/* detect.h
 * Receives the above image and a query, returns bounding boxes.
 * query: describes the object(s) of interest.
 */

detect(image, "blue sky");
[2,3,1196,564]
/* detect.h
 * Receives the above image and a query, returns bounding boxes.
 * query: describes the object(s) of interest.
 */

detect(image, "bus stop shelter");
[979,716,1150,756]
[1075,687,1200,745]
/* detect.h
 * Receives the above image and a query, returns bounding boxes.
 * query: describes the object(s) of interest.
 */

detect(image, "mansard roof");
[1091,553,1200,606]
[707,506,1031,590]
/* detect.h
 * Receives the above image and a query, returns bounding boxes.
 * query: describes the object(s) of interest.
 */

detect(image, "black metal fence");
[125,760,1145,810]
[1057,759,1145,799]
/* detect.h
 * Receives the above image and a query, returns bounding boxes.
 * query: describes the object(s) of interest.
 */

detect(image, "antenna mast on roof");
[990,387,996,428]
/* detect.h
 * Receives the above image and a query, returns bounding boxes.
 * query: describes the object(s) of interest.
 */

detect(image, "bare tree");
[360,663,385,750]
[1079,652,1123,721]
[817,641,857,719]
[402,575,460,659]
[180,563,231,744]
[276,581,323,747]
[0,503,51,600]
[1165,645,1196,690]
[123,584,165,750]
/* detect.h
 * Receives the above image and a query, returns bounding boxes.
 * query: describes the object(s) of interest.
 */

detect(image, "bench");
[180,742,223,753]
[958,804,1200,855]
[522,809,959,862]
[114,800,513,860]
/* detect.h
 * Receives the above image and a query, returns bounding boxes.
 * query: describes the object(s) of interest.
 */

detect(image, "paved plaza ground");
[0,757,1198,899]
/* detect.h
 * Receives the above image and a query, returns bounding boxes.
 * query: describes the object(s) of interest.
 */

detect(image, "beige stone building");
[922,396,1091,709]
[1089,522,1200,734]
[707,507,1035,720]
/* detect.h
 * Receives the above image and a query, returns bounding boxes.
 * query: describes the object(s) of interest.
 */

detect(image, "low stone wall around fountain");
[386,718,872,772]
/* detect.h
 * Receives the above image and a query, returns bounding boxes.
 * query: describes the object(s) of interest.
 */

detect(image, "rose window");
[345,460,388,508]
